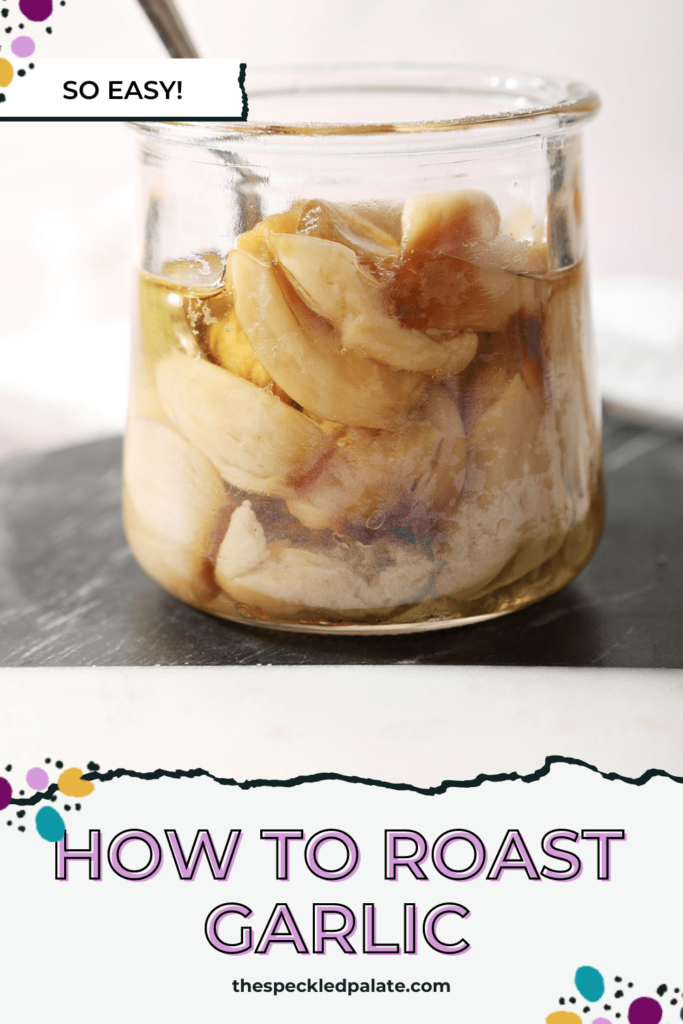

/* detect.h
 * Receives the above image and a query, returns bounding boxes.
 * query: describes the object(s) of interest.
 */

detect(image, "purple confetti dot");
[628,998,662,1024]
[18,0,52,21]
[0,776,12,810]
[11,34,35,56]
[26,766,49,790]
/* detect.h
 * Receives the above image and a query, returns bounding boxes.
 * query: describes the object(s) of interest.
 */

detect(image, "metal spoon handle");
[136,0,200,58]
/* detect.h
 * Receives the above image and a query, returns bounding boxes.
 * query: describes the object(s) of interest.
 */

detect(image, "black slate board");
[0,413,681,667]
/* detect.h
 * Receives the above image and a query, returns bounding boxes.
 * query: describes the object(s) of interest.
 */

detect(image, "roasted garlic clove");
[413,387,468,516]
[216,505,435,616]
[234,204,305,263]
[205,307,273,388]
[219,539,368,616]
[401,190,501,255]
[215,500,269,585]
[392,190,548,332]
[285,386,466,534]
[361,541,435,609]
[542,266,599,522]
[229,248,424,428]
[499,205,549,275]
[285,420,442,532]
[123,418,230,605]
[268,233,478,375]
[156,350,335,496]
[390,249,529,334]
[421,203,550,279]
[467,372,540,492]
[131,274,205,422]
[435,371,573,600]
[297,199,400,260]
[268,232,376,323]
[351,200,403,244]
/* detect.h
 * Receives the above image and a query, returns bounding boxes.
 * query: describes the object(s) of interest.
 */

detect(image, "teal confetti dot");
[36,805,65,842]
[576,966,606,1002]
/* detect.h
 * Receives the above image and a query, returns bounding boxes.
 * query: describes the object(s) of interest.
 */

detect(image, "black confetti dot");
[4,765,11,771]
[672,1000,678,1006]
[616,991,624,999]
[1,8,9,16]
[0,93,5,103]
[583,1009,590,1014]
[50,795,57,802]
[75,803,81,811]
[675,989,680,994]
[64,805,71,811]
[5,26,11,32]
[17,810,25,819]
[28,63,34,69]
[45,758,51,764]
[18,69,25,76]
[45,25,51,32]
[19,790,24,795]
[87,762,100,772]
[18,21,23,27]
[616,1015,621,1020]
[659,986,669,997]
[60,1,65,4]
[616,978,622,983]
[559,998,565,1005]
[18,826,25,832]
[6,820,12,825]
[569,998,576,1004]
[604,1007,611,1012]
[55,761,63,769]
[628,983,633,989]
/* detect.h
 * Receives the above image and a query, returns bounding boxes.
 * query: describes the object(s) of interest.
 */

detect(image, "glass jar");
[125,65,603,634]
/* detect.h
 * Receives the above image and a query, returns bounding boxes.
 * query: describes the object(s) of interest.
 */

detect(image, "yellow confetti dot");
[546,1013,583,1024]
[58,767,95,798]
[0,58,14,88]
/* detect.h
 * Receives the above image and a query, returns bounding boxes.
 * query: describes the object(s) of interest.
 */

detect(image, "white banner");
[2,665,681,1022]
[0,58,246,120]
[1,759,681,1023]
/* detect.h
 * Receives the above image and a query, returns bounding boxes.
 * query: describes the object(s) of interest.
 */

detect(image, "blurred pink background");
[1,0,682,457]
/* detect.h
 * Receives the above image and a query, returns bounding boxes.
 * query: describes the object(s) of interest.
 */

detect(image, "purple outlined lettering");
[385,830,429,881]
[541,829,583,881]
[165,829,242,881]
[486,830,541,881]
[362,903,400,955]
[581,829,626,880]
[423,903,470,955]
[433,830,487,881]
[107,829,163,881]
[404,903,418,954]
[312,904,357,955]
[55,830,101,881]
[260,830,305,880]
[305,830,359,881]
[205,903,253,954]
[255,904,309,955]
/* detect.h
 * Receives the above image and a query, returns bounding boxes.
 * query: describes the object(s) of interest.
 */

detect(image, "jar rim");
[133,62,600,138]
